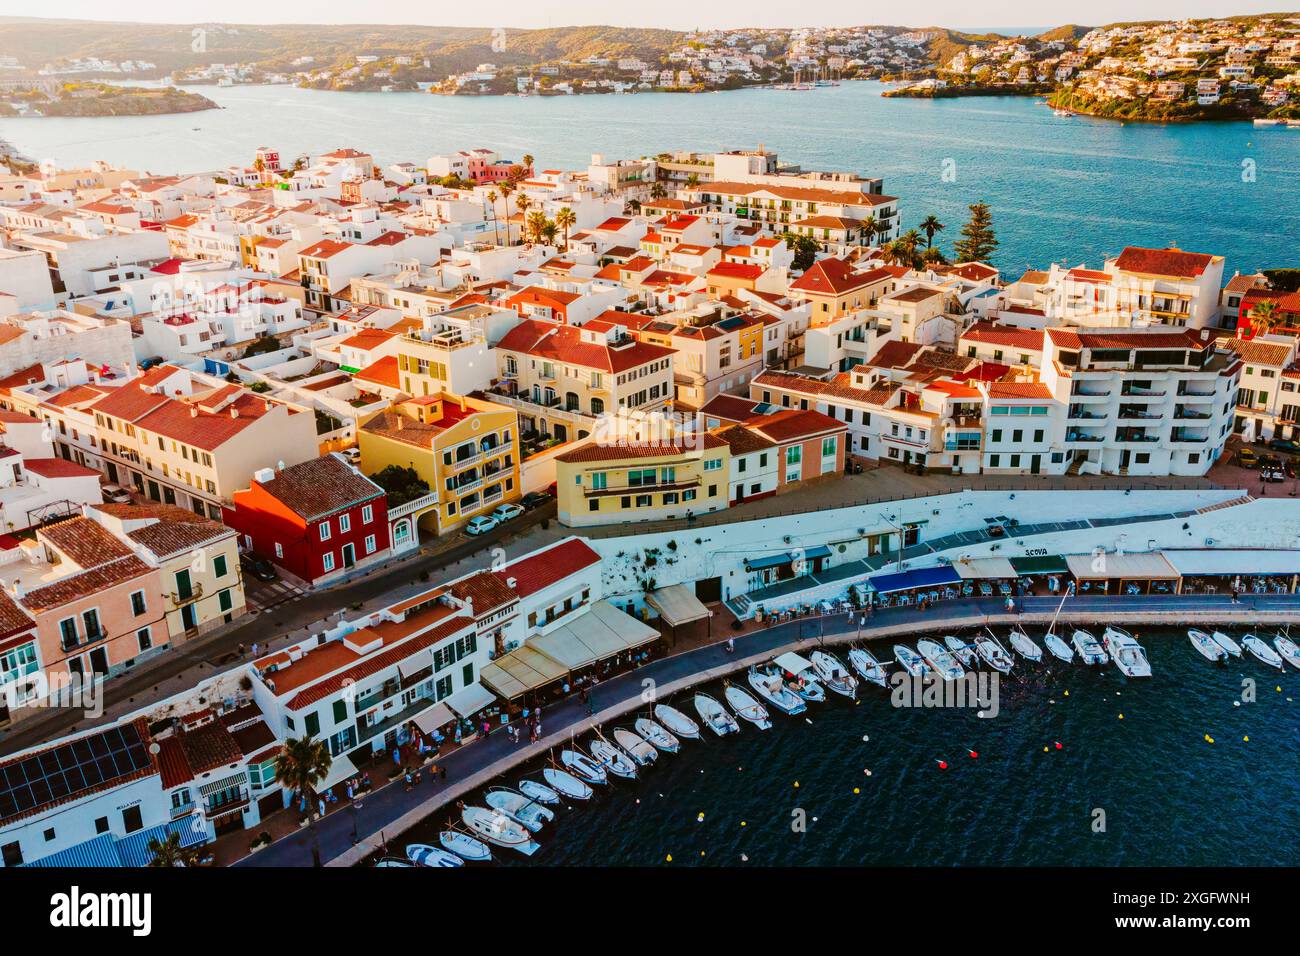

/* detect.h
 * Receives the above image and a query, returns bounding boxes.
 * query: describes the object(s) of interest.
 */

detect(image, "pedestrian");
[726,636,735,654]
[529,724,538,744]
[250,641,259,658]
[318,797,325,818]
[237,642,245,659]
[391,747,401,766]
[404,771,413,792]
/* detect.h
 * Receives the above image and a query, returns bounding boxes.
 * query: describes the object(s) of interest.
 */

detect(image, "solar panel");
[0,723,153,821]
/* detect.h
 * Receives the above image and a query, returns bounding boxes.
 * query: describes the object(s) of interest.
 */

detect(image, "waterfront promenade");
[239,591,1300,868]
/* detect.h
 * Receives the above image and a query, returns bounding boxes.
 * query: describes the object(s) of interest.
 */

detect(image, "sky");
[16,3,1300,32]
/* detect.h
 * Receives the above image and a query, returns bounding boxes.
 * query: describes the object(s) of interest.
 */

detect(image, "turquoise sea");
[3,81,1298,276]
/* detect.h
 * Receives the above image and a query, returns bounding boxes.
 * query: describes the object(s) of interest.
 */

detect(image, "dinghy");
[560,749,607,785]
[847,647,888,687]
[613,727,658,765]
[724,684,772,729]
[653,703,701,740]
[486,787,555,831]
[1188,629,1227,663]
[375,858,412,867]
[810,650,858,697]
[1043,632,1074,663]
[518,779,560,805]
[772,652,826,702]
[1211,631,1243,658]
[406,844,464,867]
[634,717,680,753]
[461,806,540,855]
[943,635,977,668]
[748,666,807,714]
[1242,634,1284,669]
[1008,628,1043,662]
[1102,627,1152,678]
[917,639,964,681]
[893,644,931,678]
[542,766,593,801]
[974,634,1014,674]
[694,693,740,736]
[440,831,492,862]
[1072,629,1108,665]
[588,739,638,779]
[1274,633,1300,670]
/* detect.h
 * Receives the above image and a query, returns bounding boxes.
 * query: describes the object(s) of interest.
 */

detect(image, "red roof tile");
[493,538,600,599]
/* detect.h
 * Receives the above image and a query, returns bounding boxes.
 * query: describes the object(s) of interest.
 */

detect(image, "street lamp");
[877,512,906,571]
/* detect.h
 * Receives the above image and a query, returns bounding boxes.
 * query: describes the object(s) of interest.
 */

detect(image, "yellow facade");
[158,534,248,638]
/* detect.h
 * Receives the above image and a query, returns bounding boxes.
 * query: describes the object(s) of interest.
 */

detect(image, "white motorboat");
[518,779,560,805]
[1072,629,1108,666]
[893,644,931,678]
[486,787,555,831]
[1188,629,1227,663]
[917,639,964,681]
[560,749,607,785]
[943,635,977,668]
[810,650,858,697]
[974,634,1014,674]
[1008,628,1043,663]
[1102,627,1152,678]
[461,806,540,855]
[588,739,638,779]
[1211,631,1243,658]
[406,843,464,867]
[440,831,492,862]
[613,727,658,765]
[724,684,772,729]
[1043,632,1074,663]
[694,693,740,736]
[748,666,807,714]
[1242,634,1284,669]
[653,703,701,740]
[773,652,826,702]
[1274,633,1300,670]
[634,717,680,753]
[542,767,592,801]
[847,647,888,687]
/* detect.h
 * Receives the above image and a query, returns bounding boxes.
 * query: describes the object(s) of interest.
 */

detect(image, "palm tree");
[147,830,198,867]
[685,173,700,189]
[859,215,877,246]
[526,209,549,246]
[522,153,534,175]
[555,206,576,251]
[649,180,667,200]
[1250,299,1279,338]
[541,221,559,247]
[486,189,500,245]
[919,215,945,249]
[497,182,515,246]
[274,735,332,867]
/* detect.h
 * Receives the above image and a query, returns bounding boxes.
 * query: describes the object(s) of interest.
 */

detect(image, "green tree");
[952,202,998,264]
[369,464,430,506]
[526,209,549,246]
[1249,298,1279,338]
[273,735,332,867]
[919,214,945,248]
[147,830,199,867]
[497,181,515,246]
[554,206,576,251]
[783,232,820,271]
[486,189,500,245]
[649,180,667,200]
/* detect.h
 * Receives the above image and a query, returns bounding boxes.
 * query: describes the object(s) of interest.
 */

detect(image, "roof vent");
[506,576,518,589]
[254,467,275,483]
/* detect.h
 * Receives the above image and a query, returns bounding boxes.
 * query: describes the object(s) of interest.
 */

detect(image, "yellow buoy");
[666,853,673,862]
[1064,690,1069,697]
[1118,713,1124,719]
[793,781,800,788]
[740,821,746,827]
[853,787,860,794]
[697,813,705,822]
[1243,735,1250,742]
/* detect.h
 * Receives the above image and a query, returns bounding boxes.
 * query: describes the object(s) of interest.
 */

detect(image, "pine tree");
[953,202,998,264]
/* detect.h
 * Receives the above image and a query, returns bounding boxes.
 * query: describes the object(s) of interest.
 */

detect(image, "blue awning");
[22,833,122,868]
[869,565,961,594]
[115,818,210,868]
[803,545,833,561]
[746,551,794,571]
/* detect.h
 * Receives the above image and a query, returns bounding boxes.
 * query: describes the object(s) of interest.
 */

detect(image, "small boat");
[974,635,1014,674]
[1274,633,1300,670]
[634,717,680,753]
[1102,627,1152,678]
[542,767,592,801]
[518,779,560,805]
[1188,629,1227,663]
[1072,629,1108,666]
[560,749,607,785]
[773,652,826,702]
[847,647,888,687]
[613,727,658,765]
[1008,629,1043,663]
[810,650,858,697]
[724,684,772,729]
[486,787,555,831]
[1043,632,1074,663]
[588,739,638,779]
[406,843,464,867]
[440,831,492,862]
[893,644,931,678]
[461,806,540,855]
[943,635,977,668]
[375,858,412,867]
[748,666,807,714]
[1211,631,1243,658]
[917,639,964,681]
[1242,634,1284,670]
[654,703,701,740]
[694,693,740,736]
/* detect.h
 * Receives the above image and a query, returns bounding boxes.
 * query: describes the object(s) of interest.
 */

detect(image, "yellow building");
[358,395,520,535]
[554,434,731,527]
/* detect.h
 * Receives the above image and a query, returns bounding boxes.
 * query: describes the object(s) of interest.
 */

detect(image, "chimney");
[189,407,198,417]
[459,394,467,412]
[230,407,239,418]
[506,576,518,589]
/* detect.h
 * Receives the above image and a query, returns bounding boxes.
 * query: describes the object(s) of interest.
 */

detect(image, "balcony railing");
[1174,407,1211,420]
[61,627,107,652]
[1120,385,1166,397]
[1068,407,1107,420]
[388,491,440,520]
[1177,383,1216,398]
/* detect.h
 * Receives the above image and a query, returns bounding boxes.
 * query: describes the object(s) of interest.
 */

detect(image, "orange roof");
[1113,246,1215,279]
[790,259,893,296]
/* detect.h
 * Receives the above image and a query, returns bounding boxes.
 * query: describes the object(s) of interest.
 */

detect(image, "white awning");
[953,556,1017,579]
[396,650,432,680]
[1066,552,1179,580]
[445,682,497,718]
[774,651,814,675]
[646,584,710,626]
[413,702,453,735]
[1163,549,1300,577]
[480,644,569,699]
[316,753,358,793]
[530,600,659,670]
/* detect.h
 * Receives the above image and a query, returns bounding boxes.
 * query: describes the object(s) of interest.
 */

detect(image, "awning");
[530,600,659,670]
[802,545,833,561]
[1163,549,1300,577]
[953,557,1017,579]
[868,565,961,594]
[22,833,122,868]
[413,703,454,735]
[397,651,432,680]
[114,819,209,868]
[315,752,358,793]
[445,682,497,719]
[774,651,814,675]
[646,584,710,627]
[1065,552,1180,580]
[746,551,794,571]
[480,643,568,699]
[1010,555,1069,575]
[198,773,248,798]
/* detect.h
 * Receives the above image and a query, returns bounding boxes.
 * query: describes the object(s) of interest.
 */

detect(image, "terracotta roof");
[19,555,152,612]
[1112,246,1215,279]
[707,261,764,281]
[865,340,926,369]
[949,262,999,281]
[354,354,400,389]
[960,321,1045,352]
[339,328,396,351]
[748,408,845,443]
[38,516,133,567]
[694,180,896,208]
[987,381,1053,399]
[448,570,518,616]
[1223,336,1293,367]
[754,369,893,405]
[555,434,727,464]
[179,721,244,775]
[713,424,777,454]
[1046,328,1207,351]
[253,456,384,521]
[0,588,35,642]
[790,259,893,296]
[21,458,99,480]
[492,538,600,599]
[495,319,675,373]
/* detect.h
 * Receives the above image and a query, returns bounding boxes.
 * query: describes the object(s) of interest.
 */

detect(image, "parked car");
[342,446,361,464]
[1261,462,1287,482]
[240,553,279,582]
[1234,448,1260,469]
[101,484,132,504]
[520,491,551,510]
[464,515,498,536]
[1269,437,1300,456]
[492,503,524,523]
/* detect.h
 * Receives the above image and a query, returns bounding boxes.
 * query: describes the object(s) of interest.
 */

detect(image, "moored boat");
[406,843,464,867]
[1188,629,1227,663]
[1211,631,1243,658]
[917,639,964,681]
[440,831,492,862]
[694,693,740,736]
[1072,629,1108,665]
[1043,632,1074,663]
[653,703,701,740]
[613,727,658,765]
[1242,634,1284,669]
[517,779,560,805]
[588,738,638,779]
[893,644,931,678]
[773,652,826,702]
[1008,628,1043,662]
[1274,633,1300,670]
[810,650,858,697]
[748,666,807,714]
[1102,627,1152,678]
[542,766,592,801]
[486,787,555,831]
[560,749,607,785]
[724,684,772,729]
[460,806,540,855]
[847,647,888,687]
[974,634,1014,674]
[634,717,680,753]
[944,635,977,667]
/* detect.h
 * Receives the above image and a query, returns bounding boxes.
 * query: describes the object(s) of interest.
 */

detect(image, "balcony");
[1118,406,1161,420]
[1115,428,1160,443]
[61,627,108,652]
[1070,385,1111,400]
[388,490,440,520]
[584,478,702,498]
[1120,384,1166,398]
[1065,430,1105,443]
[945,412,983,428]
[1174,406,1211,420]
[1177,383,1216,398]
[1171,429,1209,444]
[1068,406,1107,420]
[170,800,196,820]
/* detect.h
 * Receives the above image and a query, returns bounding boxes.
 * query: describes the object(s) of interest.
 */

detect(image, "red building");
[223,456,390,585]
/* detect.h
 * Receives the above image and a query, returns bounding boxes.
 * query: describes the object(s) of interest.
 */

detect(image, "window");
[274,542,283,559]
[322,552,335,573]
[305,711,320,736]
[122,805,143,834]
[174,569,192,601]
[319,521,332,541]
[635,494,652,507]
[821,436,837,457]
[462,662,474,686]
[786,446,802,465]
[213,554,228,578]
[95,817,109,834]
[43,827,55,842]
[365,534,376,554]
[339,513,351,533]
[137,627,152,652]
[362,504,373,524]
[1,842,21,867]
[333,699,348,723]
[591,472,607,490]
[703,458,722,472]
[219,589,233,612]
[130,590,147,616]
